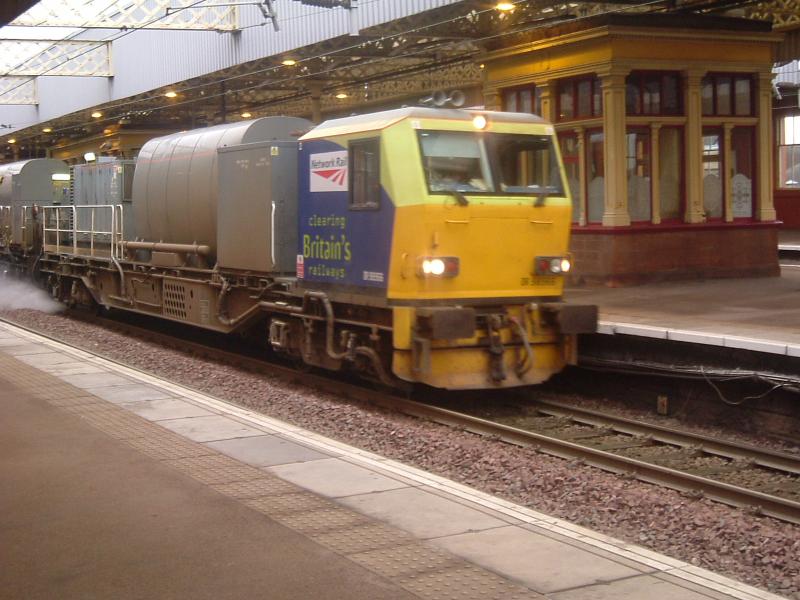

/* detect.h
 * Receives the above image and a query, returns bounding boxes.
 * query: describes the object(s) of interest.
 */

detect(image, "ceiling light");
[103,128,113,135]
[164,91,177,98]
[42,127,52,133]
[8,138,16,144]
[281,58,297,66]
[241,112,252,118]
[335,92,348,99]
[91,111,102,118]
[84,152,96,162]
[496,1,515,10]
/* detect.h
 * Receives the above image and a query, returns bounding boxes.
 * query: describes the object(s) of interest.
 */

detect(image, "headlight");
[535,256,571,276]
[418,256,459,278]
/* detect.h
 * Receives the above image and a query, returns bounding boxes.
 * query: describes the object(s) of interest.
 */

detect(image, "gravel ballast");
[2,308,799,598]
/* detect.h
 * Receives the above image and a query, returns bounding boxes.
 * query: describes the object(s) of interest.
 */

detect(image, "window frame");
[625,126,653,223]
[656,125,686,224]
[502,84,541,116]
[584,127,606,224]
[701,126,725,222]
[556,75,602,122]
[348,137,381,211]
[625,71,683,116]
[416,130,567,197]
[701,73,755,118]
[777,112,800,190]
[730,125,757,221]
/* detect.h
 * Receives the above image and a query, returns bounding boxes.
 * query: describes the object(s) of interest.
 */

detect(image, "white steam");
[0,277,64,314]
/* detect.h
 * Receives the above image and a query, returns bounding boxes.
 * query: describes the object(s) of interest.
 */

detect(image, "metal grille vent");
[163,280,188,319]
[68,166,76,204]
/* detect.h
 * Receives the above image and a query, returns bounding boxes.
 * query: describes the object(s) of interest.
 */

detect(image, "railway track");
[2,310,800,525]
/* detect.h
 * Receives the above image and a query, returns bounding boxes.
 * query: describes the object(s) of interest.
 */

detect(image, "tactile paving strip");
[213,477,298,500]
[166,455,266,485]
[244,491,331,515]
[127,434,217,461]
[0,343,545,600]
[402,565,545,600]
[350,543,462,579]
[312,521,417,555]
[273,507,372,535]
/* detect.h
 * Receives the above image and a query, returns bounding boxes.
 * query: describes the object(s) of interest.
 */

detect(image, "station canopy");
[0,0,797,149]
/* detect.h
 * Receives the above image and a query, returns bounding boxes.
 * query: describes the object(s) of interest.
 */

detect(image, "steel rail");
[3,312,799,525]
[369,396,800,525]
[528,398,800,475]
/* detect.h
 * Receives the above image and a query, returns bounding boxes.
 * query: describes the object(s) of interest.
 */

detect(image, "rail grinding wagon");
[0,158,70,270]
[14,106,596,389]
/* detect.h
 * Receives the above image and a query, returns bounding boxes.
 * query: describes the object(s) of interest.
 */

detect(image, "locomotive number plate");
[520,276,557,287]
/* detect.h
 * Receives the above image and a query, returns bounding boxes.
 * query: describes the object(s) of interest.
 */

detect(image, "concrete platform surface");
[568,265,800,354]
[0,321,788,600]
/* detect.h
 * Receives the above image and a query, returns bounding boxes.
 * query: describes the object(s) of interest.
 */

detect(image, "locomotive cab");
[297,107,597,389]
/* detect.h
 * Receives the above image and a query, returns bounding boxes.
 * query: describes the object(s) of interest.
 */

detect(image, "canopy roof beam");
[0,77,35,104]
[11,0,239,31]
[0,40,111,76]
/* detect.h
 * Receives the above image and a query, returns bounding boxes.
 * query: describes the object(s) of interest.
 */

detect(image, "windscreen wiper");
[447,189,469,206]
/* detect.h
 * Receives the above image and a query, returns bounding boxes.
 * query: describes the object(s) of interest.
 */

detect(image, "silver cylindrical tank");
[132,117,311,254]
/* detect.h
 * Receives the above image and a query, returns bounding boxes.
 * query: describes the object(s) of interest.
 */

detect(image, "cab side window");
[349,138,380,209]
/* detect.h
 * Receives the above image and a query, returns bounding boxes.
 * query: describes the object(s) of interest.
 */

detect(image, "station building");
[482,15,782,284]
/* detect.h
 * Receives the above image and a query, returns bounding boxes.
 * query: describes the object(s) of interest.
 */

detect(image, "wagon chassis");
[37,248,405,385]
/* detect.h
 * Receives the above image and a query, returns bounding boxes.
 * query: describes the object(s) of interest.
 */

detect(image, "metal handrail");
[42,204,124,259]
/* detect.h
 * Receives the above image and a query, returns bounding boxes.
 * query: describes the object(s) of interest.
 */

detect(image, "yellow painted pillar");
[683,70,706,223]
[600,70,630,227]
[757,71,776,221]
[576,126,587,226]
[537,81,557,123]
[723,123,734,222]
[650,123,662,225]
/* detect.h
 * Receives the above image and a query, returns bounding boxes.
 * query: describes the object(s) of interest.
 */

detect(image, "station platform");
[568,264,800,358]
[0,321,786,600]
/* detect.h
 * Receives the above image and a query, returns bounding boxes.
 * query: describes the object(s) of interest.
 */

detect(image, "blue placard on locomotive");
[297,139,394,290]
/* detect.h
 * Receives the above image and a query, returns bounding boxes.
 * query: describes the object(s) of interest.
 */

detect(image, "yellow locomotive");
[12,105,597,389]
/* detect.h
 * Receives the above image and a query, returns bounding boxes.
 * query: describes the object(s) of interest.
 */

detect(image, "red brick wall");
[569,225,780,286]
[775,190,800,228]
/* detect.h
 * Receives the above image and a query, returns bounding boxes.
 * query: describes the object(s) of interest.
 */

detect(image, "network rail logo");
[309,151,348,192]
